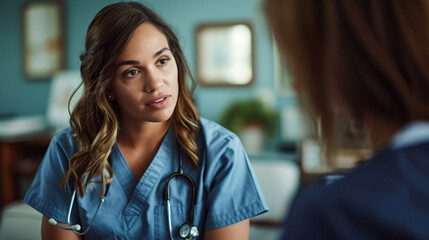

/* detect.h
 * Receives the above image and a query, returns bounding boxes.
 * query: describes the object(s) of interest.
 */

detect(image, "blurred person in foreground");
[264,0,429,239]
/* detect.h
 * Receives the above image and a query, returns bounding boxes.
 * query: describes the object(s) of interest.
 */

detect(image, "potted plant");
[219,98,279,153]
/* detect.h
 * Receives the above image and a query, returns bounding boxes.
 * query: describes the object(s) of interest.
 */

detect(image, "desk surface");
[249,151,297,162]
[0,131,53,143]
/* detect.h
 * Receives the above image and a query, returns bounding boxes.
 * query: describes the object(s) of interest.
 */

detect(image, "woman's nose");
[143,68,163,93]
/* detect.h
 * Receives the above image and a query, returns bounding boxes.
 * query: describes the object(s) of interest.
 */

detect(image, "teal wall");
[0,0,298,147]
[1,0,50,116]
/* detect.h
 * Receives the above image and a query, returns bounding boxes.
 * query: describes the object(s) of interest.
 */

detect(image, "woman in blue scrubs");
[264,0,429,239]
[24,2,267,239]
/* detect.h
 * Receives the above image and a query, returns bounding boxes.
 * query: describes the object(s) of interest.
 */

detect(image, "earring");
[108,95,113,100]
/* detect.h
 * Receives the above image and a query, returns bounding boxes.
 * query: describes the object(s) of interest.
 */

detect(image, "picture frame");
[22,1,65,79]
[195,22,254,86]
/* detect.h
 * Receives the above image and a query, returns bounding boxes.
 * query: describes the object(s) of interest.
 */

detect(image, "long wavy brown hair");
[264,0,429,157]
[62,2,200,197]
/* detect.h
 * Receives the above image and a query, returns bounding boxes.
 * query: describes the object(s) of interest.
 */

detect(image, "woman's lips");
[146,95,170,109]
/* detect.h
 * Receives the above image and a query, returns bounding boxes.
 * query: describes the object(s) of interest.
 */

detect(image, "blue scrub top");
[25,118,268,239]
[280,121,429,239]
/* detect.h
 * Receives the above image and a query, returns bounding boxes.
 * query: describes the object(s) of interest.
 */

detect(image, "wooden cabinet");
[0,132,52,208]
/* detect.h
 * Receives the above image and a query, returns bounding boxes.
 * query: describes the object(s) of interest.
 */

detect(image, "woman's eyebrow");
[117,60,140,68]
[154,47,170,58]
[116,47,171,68]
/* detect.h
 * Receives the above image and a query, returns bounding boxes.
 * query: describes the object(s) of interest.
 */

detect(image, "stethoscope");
[48,146,199,240]
[164,148,199,240]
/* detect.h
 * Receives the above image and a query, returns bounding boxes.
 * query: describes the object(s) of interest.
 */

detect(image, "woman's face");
[112,23,179,124]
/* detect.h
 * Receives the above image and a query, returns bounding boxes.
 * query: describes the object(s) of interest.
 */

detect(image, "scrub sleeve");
[198,118,268,230]
[24,129,80,224]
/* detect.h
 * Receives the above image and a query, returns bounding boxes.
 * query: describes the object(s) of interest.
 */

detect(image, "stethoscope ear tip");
[49,217,82,232]
[72,224,82,231]
[48,218,57,226]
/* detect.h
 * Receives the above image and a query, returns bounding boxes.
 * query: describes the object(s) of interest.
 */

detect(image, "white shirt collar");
[389,121,429,150]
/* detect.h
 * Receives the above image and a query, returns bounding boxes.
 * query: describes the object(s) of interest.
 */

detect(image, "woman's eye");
[125,70,138,77]
[158,57,169,66]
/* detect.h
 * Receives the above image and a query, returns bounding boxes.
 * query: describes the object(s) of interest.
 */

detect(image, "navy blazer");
[280,141,429,240]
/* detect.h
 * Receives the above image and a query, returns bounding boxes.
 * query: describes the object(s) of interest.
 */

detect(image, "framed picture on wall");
[195,22,254,86]
[22,1,65,79]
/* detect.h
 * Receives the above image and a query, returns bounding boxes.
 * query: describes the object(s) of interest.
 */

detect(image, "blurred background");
[0,0,366,239]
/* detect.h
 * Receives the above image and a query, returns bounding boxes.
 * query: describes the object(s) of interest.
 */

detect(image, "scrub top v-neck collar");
[110,126,176,229]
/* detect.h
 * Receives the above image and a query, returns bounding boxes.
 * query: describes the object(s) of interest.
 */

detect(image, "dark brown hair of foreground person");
[264,0,429,156]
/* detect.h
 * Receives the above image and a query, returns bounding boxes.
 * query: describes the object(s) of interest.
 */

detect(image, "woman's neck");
[117,119,171,149]
[116,120,171,180]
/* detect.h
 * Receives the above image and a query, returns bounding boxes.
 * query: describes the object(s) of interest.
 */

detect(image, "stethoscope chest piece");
[179,223,199,239]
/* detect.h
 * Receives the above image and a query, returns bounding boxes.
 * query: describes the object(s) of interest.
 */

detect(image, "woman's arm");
[203,219,249,240]
[41,216,81,240]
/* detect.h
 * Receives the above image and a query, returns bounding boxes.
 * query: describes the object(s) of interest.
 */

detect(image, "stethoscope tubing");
[163,147,198,240]
[163,172,196,223]
[50,145,197,239]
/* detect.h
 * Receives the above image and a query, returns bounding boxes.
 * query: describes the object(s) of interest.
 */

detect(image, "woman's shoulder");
[49,127,76,151]
[199,117,238,140]
[289,170,372,225]
[35,127,77,177]
[295,146,409,211]
[285,145,429,238]
[198,117,242,150]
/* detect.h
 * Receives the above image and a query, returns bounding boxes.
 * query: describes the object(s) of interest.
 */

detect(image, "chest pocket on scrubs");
[154,201,205,240]
[77,185,127,240]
